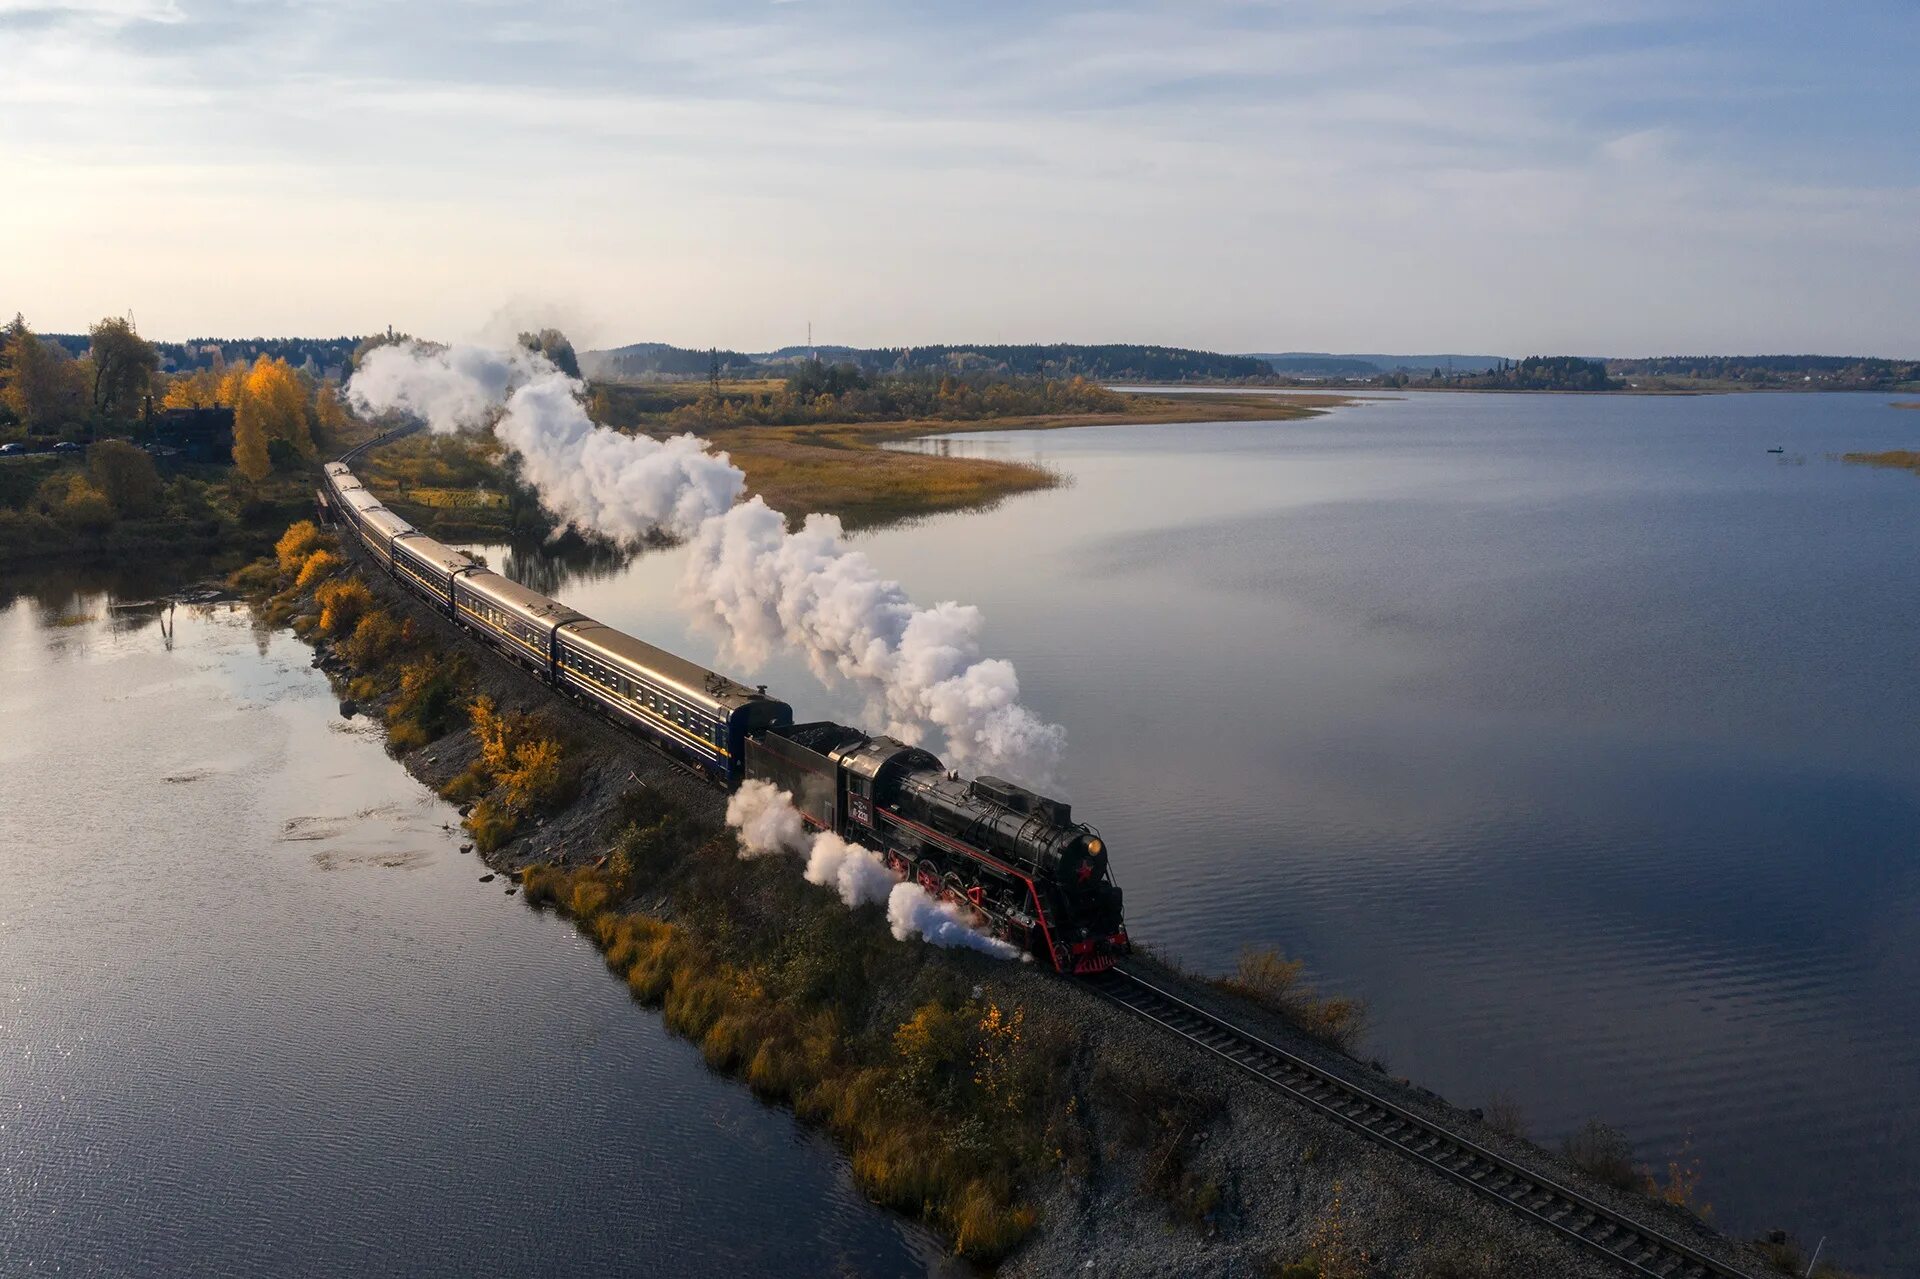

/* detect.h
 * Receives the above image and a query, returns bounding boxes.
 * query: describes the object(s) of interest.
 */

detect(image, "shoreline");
[228,520,1800,1278]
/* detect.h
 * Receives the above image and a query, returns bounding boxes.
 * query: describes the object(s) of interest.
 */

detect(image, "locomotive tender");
[317,459,1128,973]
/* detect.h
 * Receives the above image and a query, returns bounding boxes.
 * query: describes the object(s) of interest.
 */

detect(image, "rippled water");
[479,391,1920,1271]
[0,576,943,1277]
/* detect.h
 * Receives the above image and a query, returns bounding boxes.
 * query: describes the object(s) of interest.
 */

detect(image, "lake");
[0,567,945,1277]
[5,388,1915,1274]
[475,390,1919,1272]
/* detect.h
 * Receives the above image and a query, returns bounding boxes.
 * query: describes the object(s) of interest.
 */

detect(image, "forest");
[588,341,1274,383]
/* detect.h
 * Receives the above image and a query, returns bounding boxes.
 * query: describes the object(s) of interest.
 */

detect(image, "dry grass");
[515,855,1069,1264]
[1214,947,1368,1053]
[1842,448,1920,473]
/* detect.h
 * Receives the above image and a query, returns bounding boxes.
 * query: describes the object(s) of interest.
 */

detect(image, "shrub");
[315,578,374,638]
[275,520,328,574]
[385,654,470,749]
[952,1179,1037,1260]
[500,737,570,813]
[1562,1120,1636,1190]
[1483,1091,1528,1139]
[52,476,114,530]
[294,549,345,591]
[87,440,163,516]
[520,863,566,908]
[339,608,405,668]
[467,795,519,852]
[1215,947,1367,1052]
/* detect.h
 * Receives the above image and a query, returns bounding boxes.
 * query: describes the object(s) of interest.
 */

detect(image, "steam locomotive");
[318,459,1129,973]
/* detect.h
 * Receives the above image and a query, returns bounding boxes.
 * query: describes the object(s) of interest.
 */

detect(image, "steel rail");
[1090,965,1754,1279]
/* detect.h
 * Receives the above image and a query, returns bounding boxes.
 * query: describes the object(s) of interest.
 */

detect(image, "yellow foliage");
[339,608,404,667]
[244,356,315,457]
[294,549,344,590]
[274,520,328,574]
[315,577,374,638]
[469,696,514,773]
[161,367,226,409]
[501,737,566,813]
[53,476,114,530]
[974,1002,1027,1114]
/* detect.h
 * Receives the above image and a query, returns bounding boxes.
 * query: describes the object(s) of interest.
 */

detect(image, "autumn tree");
[313,380,351,447]
[87,317,159,422]
[162,366,226,409]
[87,439,164,517]
[518,328,581,378]
[232,406,271,481]
[233,356,314,474]
[1,314,90,432]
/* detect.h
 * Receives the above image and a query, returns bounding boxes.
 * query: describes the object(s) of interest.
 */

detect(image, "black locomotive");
[318,458,1128,973]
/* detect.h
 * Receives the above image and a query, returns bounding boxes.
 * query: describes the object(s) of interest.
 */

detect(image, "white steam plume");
[804,831,896,908]
[345,341,1063,783]
[349,342,742,541]
[887,883,1023,959]
[682,498,1065,783]
[724,779,809,858]
[726,788,1020,959]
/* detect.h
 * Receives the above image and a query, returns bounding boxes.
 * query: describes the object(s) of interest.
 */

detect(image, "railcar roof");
[560,620,762,710]
[393,532,476,575]
[362,508,414,538]
[457,570,582,623]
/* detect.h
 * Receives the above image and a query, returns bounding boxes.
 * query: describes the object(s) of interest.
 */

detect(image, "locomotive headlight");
[1085,838,1103,856]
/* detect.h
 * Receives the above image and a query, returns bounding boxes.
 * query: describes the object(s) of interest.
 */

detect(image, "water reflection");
[0,583,944,1278]
[464,533,636,597]
[489,391,1920,1272]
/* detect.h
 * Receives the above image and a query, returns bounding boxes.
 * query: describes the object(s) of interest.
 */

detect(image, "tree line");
[1,313,352,481]
[1606,354,1920,388]
[1372,356,1616,392]
[590,341,1274,384]
[618,361,1129,431]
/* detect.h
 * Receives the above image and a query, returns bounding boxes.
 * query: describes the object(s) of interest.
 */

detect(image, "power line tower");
[708,347,720,395]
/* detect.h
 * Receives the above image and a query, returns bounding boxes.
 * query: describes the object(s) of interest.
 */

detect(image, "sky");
[2,0,1916,355]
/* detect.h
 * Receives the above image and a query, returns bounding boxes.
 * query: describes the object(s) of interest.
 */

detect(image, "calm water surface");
[0,571,944,1277]
[480,391,1920,1272]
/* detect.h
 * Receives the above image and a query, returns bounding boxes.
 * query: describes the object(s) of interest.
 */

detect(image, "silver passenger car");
[453,571,583,671]
[556,620,791,781]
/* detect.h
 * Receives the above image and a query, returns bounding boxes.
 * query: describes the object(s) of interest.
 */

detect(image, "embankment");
[235,522,1806,1278]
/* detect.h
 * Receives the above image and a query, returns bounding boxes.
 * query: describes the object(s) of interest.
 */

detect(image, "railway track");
[328,433,1755,1277]
[1086,966,1755,1279]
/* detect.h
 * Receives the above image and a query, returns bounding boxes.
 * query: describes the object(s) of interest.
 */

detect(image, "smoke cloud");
[345,340,1063,783]
[725,786,1020,959]
[724,779,809,858]
[887,882,1023,959]
[804,830,896,908]
[682,498,1064,782]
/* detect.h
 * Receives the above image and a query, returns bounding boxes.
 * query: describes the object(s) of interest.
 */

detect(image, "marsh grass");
[1214,947,1368,1053]
[1842,448,1920,473]
[517,848,1077,1264]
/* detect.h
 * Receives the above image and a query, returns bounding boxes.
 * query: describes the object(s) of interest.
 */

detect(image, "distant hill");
[584,341,1272,383]
[1607,354,1920,389]
[581,342,760,380]
[1246,352,1511,376]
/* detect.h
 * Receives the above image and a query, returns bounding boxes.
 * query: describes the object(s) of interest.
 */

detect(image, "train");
[317,460,1129,973]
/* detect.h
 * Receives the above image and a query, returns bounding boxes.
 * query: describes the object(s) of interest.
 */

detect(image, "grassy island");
[365,374,1349,538]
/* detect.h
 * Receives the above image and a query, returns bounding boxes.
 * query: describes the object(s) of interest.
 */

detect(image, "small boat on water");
[1767,446,1785,453]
